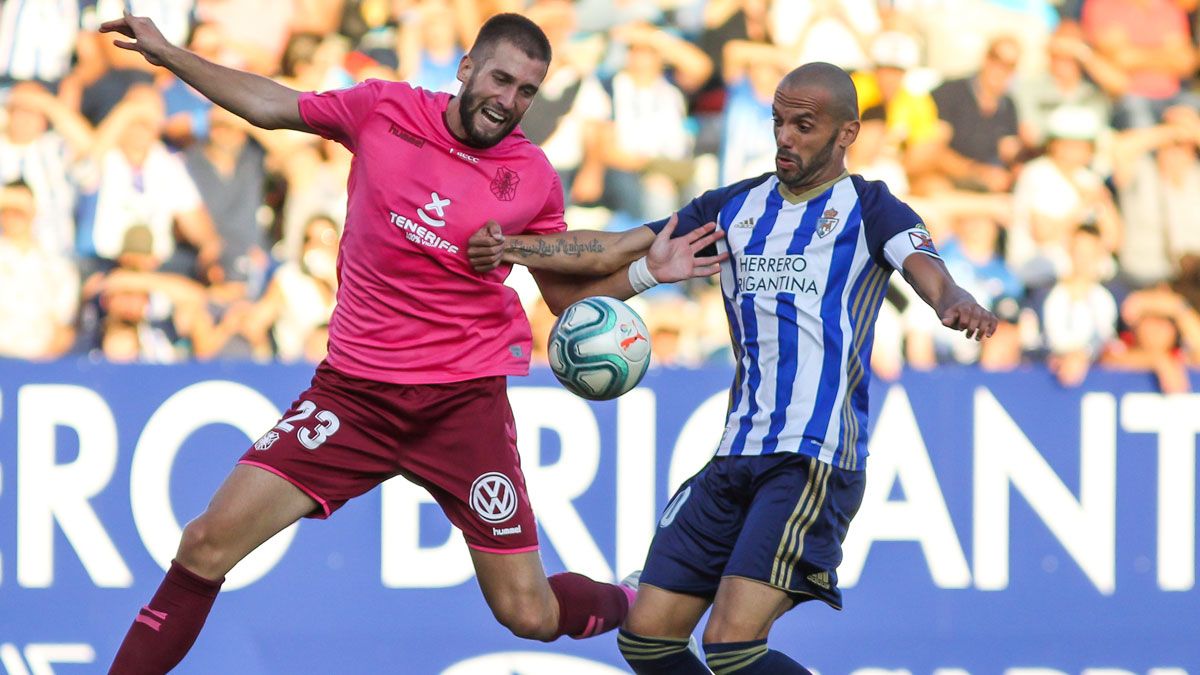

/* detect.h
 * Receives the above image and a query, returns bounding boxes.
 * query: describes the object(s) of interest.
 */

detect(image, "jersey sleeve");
[854,175,940,271]
[298,79,389,152]
[645,173,772,237]
[521,173,567,236]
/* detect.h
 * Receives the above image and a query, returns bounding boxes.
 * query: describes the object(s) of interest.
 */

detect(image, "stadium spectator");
[196,0,296,75]
[692,0,772,152]
[930,35,1023,193]
[1082,0,1198,129]
[1041,224,1119,387]
[0,0,90,95]
[1102,286,1200,392]
[0,179,78,360]
[85,223,247,363]
[718,39,791,184]
[521,0,611,205]
[76,0,196,125]
[1010,105,1120,287]
[77,85,223,280]
[275,135,351,260]
[771,0,881,72]
[184,106,270,300]
[160,24,230,148]
[276,32,355,95]
[241,214,339,362]
[597,22,711,222]
[0,81,94,256]
[1112,106,1200,288]
[1014,20,1123,147]
[851,31,942,184]
[397,2,469,94]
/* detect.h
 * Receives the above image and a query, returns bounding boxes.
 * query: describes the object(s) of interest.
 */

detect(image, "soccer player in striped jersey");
[468,62,997,674]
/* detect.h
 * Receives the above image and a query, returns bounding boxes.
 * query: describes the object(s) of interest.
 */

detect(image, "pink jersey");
[298,79,566,384]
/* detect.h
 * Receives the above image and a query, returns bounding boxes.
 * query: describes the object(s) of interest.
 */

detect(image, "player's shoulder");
[701,171,774,209]
[849,174,917,218]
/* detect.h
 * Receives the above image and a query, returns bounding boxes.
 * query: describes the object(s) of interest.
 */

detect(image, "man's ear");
[840,119,861,149]
[456,54,473,85]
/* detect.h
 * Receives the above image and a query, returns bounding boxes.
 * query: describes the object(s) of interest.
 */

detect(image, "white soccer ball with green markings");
[548,296,652,400]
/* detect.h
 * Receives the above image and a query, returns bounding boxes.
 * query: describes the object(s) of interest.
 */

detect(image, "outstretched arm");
[469,223,655,276]
[901,254,998,341]
[99,12,309,132]
[468,215,723,276]
[533,217,726,314]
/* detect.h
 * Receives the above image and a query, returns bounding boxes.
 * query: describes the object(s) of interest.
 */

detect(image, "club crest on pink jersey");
[490,166,520,201]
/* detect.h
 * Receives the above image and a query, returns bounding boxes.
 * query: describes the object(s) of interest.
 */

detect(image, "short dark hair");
[780,62,859,123]
[469,13,552,65]
[4,178,31,192]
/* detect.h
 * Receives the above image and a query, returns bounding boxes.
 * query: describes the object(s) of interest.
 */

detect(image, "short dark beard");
[777,130,839,192]
[455,76,517,149]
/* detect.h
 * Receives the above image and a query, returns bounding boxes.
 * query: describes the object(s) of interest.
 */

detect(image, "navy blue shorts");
[640,453,865,609]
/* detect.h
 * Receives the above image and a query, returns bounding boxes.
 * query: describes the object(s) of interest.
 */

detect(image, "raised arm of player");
[467,215,723,276]
[901,253,998,341]
[99,12,310,132]
[531,216,727,314]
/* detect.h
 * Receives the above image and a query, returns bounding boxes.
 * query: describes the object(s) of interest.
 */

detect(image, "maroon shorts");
[239,362,538,553]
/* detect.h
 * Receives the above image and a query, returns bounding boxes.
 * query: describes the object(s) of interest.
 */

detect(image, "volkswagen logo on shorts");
[470,472,518,523]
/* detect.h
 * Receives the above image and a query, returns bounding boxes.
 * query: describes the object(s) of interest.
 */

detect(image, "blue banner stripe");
[801,201,864,450]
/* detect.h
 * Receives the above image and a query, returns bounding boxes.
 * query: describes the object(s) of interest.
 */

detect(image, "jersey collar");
[777,170,849,205]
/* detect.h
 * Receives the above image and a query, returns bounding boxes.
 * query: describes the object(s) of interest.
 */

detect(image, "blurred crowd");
[3,0,1200,392]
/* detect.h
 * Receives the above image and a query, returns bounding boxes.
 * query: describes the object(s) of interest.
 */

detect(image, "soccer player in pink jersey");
[100,11,723,674]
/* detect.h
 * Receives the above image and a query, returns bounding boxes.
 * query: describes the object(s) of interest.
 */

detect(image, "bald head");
[779,62,859,123]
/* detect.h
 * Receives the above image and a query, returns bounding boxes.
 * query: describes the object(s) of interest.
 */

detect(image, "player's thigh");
[178,464,316,575]
[469,549,555,620]
[702,576,793,644]
[399,377,540,554]
[639,459,747,600]
[723,455,865,613]
[625,583,711,640]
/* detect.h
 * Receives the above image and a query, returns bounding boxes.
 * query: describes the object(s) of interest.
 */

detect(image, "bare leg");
[470,548,632,641]
[175,464,318,579]
[109,465,317,674]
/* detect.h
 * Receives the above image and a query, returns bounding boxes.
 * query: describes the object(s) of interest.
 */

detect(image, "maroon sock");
[108,560,224,675]
[547,572,633,640]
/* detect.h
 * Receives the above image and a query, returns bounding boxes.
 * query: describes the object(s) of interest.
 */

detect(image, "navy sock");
[704,639,812,674]
[617,629,709,675]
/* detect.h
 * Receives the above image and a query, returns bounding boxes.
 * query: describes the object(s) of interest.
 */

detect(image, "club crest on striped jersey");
[816,208,840,238]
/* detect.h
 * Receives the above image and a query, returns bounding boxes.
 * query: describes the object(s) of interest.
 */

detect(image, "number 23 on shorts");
[274,400,341,450]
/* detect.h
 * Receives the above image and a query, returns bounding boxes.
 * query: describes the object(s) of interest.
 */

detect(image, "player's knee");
[701,614,760,645]
[176,515,234,578]
[493,600,556,641]
[486,588,556,641]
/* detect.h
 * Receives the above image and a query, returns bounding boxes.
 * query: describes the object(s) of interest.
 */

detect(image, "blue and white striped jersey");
[650,172,939,470]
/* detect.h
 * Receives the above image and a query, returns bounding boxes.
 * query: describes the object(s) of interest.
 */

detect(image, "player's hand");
[99,12,172,67]
[940,299,998,341]
[467,220,505,273]
[645,214,727,284]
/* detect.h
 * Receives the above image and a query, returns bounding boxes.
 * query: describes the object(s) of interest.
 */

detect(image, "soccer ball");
[548,296,651,400]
